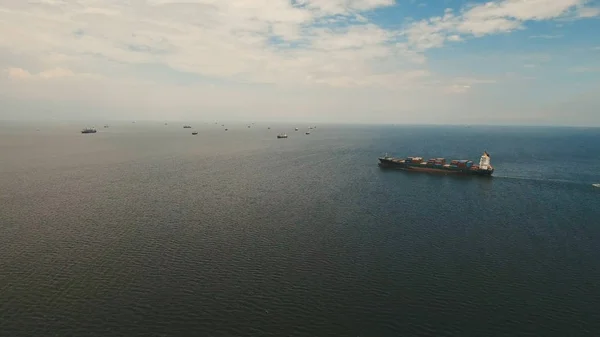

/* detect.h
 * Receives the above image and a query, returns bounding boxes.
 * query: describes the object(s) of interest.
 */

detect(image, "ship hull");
[378,158,493,176]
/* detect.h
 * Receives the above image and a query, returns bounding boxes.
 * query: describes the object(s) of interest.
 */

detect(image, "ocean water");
[1,121,599,337]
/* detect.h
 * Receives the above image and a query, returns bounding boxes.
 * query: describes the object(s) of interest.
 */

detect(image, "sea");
[1,121,599,337]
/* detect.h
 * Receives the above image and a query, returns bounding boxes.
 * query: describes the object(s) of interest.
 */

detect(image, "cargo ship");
[378,151,494,176]
[81,127,97,134]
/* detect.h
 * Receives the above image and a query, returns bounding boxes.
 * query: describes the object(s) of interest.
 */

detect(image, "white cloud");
[296,0,395,15]
[39,68,75,79]
[445,84,471,94]
[405,0,598,50]
[0,0,416,89]
[6,67,32,80]
[4,66,99,80]
[440,77,497,93]
[576,6,600,18]
[0,0,598,123]
[1,0,595,87]
[529,34,564,39]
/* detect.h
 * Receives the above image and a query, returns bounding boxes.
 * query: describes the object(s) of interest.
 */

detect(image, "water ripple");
[1,125,600,336]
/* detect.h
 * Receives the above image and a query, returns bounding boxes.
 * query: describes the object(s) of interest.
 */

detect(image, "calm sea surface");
[1,121,599,336]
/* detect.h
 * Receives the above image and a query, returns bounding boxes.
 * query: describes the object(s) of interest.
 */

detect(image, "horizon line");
[1,119,599,129]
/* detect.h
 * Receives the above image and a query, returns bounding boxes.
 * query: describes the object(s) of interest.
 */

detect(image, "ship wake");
[494,175,596,186]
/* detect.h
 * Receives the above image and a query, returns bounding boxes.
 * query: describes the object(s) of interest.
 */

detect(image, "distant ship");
[192,132,198,135]
[305,131,310,135]
[81,127,97,134]
[295,128,299,131]
[277,133,288,139]
[593,183,600,188]
[378,151,494,176]
[183,125,192,128]
[104,125,109,128]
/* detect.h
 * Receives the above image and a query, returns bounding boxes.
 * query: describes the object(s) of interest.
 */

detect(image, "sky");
[0,0,599,125]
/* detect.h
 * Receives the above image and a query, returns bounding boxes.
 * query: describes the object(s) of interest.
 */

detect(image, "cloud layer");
[405,0,596,50]
[0,0,599,123]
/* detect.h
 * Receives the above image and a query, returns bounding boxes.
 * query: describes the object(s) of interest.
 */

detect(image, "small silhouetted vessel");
[192,132,198,135]
[295,128,299,131]
[305,131,310,135]
[183,125,192,128]
[81,127,97,134]
[104,125,109,128]
[277,133,288,138]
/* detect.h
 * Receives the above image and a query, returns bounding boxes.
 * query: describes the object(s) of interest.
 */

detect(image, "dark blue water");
[1,122,599,336]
